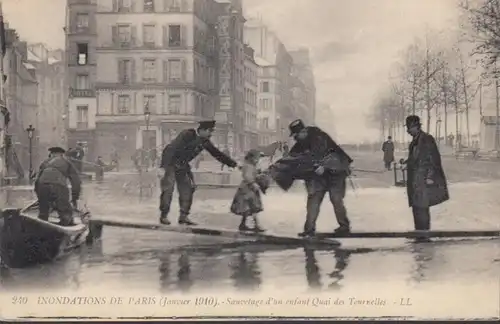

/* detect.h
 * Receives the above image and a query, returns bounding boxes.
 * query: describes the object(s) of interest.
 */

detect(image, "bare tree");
[462,0,500,78]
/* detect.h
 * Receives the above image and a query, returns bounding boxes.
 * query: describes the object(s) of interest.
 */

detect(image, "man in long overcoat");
[158,120,238,226]
[403,115,449,231]
[287,119,354,237]
[381,136,395,170]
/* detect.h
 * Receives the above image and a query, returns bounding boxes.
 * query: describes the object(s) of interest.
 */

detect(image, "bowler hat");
[405,115,421,127]
[198,120,216,130]
[289,119,305,136]
[48,146,66,154]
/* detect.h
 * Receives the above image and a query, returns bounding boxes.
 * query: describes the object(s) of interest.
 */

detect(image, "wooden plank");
[315,230,500,239]
[89,219,341,247]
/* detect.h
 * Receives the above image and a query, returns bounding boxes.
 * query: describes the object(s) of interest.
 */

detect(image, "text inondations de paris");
[10,294,415,310]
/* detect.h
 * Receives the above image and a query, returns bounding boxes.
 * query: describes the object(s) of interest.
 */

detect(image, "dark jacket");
[160,129,237,169]
[382,141,395,163]
[406,131,449,208]
[269,127,353,190]
[35,156,82,200]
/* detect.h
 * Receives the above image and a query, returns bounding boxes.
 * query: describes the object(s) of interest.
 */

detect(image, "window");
[168,59,182,81]
[118,59,132,83]
[118,25,131,44]
[75,13,89,32]
[76,105,88,129]
[75,74,89,89]
[168,94,181,114]
[262,118,269,129]
[77,43,88,65]
[118,0,132,12]
[143,25,155,47]
[168,25,181,46]
[118,95,131,114]
[143,95,156,113]
[165,0,181,12]
[144,0,155,12]
[142,59,156,81]
[261,81,269,92]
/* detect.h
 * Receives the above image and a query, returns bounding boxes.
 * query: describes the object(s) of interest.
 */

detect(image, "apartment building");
[3,27,38,177]
[244,18,294,146]
[27,44,67,154]
[214,0,246,155]
[66,0,219,161]
[243,44,258,151]
[290,48,316,125]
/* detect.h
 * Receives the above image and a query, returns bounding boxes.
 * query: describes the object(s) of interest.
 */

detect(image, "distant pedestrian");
[95,156,105,181]
[401,115,449,236]
[382,136,395,170]
[111,150,120,171]
[230,149,265,233]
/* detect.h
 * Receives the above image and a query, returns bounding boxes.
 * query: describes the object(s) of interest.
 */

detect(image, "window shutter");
[181,60,187,82]
[117,60,123,82]
[162,25,168,48]
[131,26,137,46]
[111,25,118,46]
[181,24,187,47]
[163,60,168,82]
[112,0,118,11]
[131,59,136,82]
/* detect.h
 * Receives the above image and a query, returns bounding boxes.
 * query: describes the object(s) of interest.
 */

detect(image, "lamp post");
[26,124,35,184]
[144,103,151,172]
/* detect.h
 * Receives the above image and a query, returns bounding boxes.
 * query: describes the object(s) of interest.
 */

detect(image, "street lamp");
[144,103,151,172]
[26,124,35,184]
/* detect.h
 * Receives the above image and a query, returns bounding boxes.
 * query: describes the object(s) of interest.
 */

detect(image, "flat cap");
[48,146,66,154]
[198,120,216,130]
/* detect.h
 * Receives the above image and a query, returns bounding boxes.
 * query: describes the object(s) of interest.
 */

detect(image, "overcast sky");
[2,0,462,143]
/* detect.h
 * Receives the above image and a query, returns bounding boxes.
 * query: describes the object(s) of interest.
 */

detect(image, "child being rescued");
[230,149,269,232]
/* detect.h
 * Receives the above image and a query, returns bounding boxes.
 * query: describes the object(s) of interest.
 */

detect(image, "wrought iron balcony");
[70,88,95,97]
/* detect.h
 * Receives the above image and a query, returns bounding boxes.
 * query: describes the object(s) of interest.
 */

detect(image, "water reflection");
[0,252,84,291]
[328,249,352,290]
[229,251,262,291]
[304,247,352,291]
[158,251,193,293]
[409,242,437,283]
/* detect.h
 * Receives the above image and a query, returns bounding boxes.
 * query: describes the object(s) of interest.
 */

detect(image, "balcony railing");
[69,0,96,5]
[70,88,95,97]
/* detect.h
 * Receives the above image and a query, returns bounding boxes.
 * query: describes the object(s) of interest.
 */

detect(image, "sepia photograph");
[0,0,499,321]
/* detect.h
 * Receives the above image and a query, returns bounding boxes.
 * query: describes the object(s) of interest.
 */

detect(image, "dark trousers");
[36,183,74,226]
[159,166,195,219]
[411,206,430,230]
[304,177,350,233]
[384,161,392,170]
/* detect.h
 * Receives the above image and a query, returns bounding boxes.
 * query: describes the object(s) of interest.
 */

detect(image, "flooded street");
[1,164,499,319]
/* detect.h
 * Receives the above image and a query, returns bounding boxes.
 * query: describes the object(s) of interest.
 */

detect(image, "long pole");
[0,2,6,185]
[28,136,32,184]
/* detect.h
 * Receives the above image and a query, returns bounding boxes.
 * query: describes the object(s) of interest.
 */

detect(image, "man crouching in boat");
[34,147,81,226]
[157,120,238,226]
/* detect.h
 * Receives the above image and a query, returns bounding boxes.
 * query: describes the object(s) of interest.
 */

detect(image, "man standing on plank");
[402,115,449,233]
[157,121,238,225]
[287,119,354,237]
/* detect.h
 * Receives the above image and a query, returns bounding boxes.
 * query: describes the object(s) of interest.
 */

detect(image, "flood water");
[0,170,499,319]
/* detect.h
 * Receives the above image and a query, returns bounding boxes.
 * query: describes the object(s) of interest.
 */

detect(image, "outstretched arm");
[203,140,238,167]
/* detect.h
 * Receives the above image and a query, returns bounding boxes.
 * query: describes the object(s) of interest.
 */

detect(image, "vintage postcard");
[0,0,499,321]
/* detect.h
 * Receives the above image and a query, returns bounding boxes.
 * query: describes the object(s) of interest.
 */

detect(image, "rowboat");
[0,201,91,269]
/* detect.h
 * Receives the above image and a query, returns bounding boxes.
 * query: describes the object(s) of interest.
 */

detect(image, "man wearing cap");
[288,119,354,237]
[403,115,449,232]
[34,147,82,226]
[158,120,238,225]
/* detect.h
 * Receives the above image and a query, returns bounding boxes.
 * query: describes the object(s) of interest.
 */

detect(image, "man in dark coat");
[34,147,81,226]
[287,119,354,237]
[158,120,238,225]
[382,136,395,170]
[403,115,449,231]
